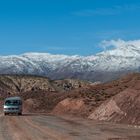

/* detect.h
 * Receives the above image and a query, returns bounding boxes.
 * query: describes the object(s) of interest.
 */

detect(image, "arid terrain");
[0,74,140,140]
[0,112,140,140]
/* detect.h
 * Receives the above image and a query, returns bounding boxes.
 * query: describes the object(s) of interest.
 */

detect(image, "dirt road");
[0,113,140,140]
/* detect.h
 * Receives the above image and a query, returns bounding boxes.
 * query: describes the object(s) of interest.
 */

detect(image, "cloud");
[73,4,140,16]
[99,39,140,50]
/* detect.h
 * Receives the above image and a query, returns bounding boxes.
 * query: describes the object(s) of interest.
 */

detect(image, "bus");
[3,97,22,115]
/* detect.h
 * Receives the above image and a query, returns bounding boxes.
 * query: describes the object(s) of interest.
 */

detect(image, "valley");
[0,74,140,140]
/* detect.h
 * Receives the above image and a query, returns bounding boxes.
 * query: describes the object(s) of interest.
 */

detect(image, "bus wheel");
[4,113,8,116]
[18,113,22,116]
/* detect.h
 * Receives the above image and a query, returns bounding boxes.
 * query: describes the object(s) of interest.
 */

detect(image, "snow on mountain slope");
[0,39,140,82]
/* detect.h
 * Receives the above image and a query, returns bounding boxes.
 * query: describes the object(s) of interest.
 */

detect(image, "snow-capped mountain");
[0,41,140,82]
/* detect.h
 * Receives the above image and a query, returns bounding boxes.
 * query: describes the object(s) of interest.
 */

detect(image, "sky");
[0,0,140,56]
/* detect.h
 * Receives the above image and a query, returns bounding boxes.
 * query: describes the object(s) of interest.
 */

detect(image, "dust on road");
[0,113,140,140]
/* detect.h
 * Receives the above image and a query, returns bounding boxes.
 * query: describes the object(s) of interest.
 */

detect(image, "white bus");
[3,97,22,115]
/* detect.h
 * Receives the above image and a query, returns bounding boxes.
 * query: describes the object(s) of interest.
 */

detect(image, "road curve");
[0,113,140,140]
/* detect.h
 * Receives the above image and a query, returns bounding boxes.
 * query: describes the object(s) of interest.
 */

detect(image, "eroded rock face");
[52,98,87,116]
[88,99,125,121]
[0,75,92,97]
[23,98,40,112]
[89,88,140,125]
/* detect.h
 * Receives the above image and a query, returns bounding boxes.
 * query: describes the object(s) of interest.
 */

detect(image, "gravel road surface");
[0,113,140,140]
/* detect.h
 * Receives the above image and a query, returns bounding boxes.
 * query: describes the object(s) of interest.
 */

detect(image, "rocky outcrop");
[1,74,140,125]
[89,88,140,125]
[52,98,87,116]
[0,75,91,96]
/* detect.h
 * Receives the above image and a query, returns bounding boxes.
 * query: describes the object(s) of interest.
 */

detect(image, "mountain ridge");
[0,44,140,82]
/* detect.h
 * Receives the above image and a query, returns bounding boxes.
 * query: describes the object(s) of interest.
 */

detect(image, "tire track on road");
[31,115,102,140]
[18,116,53,140]
[0,116,12,140]
[6,116,35,140]
[24,116,74,140]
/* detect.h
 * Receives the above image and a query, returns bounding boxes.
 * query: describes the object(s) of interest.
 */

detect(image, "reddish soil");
[52,98,87,116]
[0,113,140,140]
[1,73,140,125]
[89,88,140,125]
[53,73,140,125]
[0,74,140,139]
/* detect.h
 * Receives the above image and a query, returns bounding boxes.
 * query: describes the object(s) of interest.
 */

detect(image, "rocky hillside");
[53,73,140,125]
[89,88,140,125]
[0,75,92,113]
[0,74,140,125]
[0,75,91,99]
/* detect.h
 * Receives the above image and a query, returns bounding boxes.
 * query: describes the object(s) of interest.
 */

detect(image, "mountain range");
[0,43,140,82]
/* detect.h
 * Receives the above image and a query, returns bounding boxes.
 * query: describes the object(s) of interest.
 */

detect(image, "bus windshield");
[5,100,21,106]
